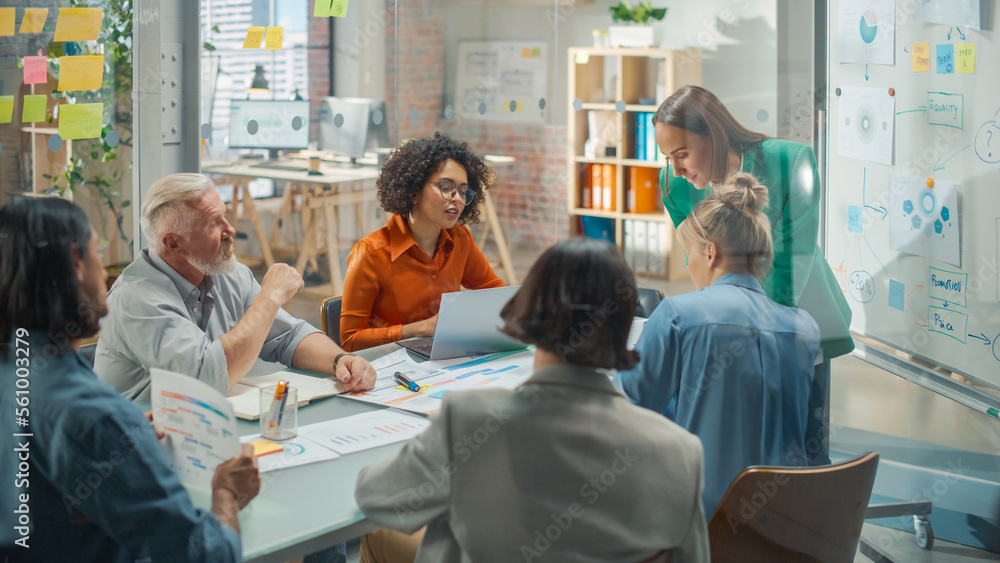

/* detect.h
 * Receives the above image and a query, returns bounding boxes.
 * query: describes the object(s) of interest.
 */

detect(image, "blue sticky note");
[888,279,904,311]
[936,44,955,74]
[848,205,863,233]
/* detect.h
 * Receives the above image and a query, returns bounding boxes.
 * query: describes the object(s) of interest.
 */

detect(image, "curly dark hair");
[376,132,495,225]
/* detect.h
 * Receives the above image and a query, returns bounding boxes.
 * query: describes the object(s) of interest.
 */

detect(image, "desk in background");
[204,155,520,296]
[203,160,380,296]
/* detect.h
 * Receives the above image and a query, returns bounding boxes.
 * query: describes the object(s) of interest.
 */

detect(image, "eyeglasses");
[429,179,475,206]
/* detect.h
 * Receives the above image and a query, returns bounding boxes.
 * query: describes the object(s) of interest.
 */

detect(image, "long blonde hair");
[678,172,773,279]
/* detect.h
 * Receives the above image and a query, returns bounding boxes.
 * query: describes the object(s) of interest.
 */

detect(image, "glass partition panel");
[0,0,134,267]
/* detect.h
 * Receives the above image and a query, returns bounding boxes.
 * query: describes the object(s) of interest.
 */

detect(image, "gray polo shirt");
[94,249,320,401]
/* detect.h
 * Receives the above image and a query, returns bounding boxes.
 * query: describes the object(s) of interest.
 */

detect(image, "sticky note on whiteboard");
[912,43,930,72]
[264,27,283,50]
[314,0,333,17]
[0,96,14,124]
[58,103,103,140]
[936,44,955,74]
[956,43,975,73]
[888,279,904,311]
[23,56,48,85]
[0,8,14,36]
[331,0,349,17]
[58,56,105,91]
[20,8,49,33]
[22,95,47,123]
[848,205,863,233]
[53,8,103,41]
[243,26,265,48]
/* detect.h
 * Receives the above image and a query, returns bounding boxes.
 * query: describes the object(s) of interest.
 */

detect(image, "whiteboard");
[825,0,1000,392]
[453,40,548,123]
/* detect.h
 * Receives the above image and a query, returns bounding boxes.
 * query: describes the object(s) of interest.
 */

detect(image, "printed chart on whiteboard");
[454,40,547,123]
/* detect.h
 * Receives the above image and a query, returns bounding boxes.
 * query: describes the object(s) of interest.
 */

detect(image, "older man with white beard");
[96,173,376,401]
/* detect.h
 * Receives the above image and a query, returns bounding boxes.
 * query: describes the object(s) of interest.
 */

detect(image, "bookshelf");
[567,47,701,279]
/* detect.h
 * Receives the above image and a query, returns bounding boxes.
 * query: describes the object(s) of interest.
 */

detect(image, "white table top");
[239,343,405,563]
[203,160,380,184]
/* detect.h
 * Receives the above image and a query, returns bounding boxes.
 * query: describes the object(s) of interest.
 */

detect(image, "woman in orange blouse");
[340,133,504,351]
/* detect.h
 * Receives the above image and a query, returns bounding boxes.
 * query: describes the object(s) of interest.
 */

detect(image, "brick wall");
[385,0,569,250]
[307,16,332,140]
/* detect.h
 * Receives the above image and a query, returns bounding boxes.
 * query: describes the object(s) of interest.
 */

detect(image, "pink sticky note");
[23,56,47,85]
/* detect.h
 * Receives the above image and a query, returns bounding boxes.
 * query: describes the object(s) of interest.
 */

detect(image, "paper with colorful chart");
[240,433,340,473]
[342,349,535,414]
[888,175,960,267]
[838,86,895,165]
[298,409,430,455]
[837,0,895,65]
[151,368,241,491]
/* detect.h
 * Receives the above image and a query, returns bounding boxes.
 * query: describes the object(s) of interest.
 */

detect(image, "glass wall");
[0,0,134,266]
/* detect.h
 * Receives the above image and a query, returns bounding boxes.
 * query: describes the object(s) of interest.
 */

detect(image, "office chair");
[321,296,343,347]
[635,287,665,318]
[707,451,879,563]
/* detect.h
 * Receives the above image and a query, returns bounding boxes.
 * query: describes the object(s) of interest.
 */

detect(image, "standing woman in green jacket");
[653,85,853,465]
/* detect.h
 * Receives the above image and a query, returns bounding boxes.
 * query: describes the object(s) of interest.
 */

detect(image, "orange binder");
[629,167,659,213]
[602,165,616,211]
[581,165,592,209]
[591,164,604,209]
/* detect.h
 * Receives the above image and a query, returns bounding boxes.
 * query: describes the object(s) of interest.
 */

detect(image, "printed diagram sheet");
[838,86,895,165]
[151,369,241,491]
[299,409,430,455]
[888,174,961,267]
[240,434,341,473]
[342,349,536,414]
[838,0,895,64]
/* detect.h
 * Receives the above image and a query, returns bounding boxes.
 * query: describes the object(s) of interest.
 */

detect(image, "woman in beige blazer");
[355,238,709,562]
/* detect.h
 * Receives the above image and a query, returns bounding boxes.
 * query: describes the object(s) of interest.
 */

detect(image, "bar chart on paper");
[298,409,430,454]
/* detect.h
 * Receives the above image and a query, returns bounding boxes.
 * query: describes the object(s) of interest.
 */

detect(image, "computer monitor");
[228,100,311,158]
[317,97,390,165]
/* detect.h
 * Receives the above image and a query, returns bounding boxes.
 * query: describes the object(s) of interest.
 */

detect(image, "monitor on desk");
[228,100,311,158]
[317,97,390,166]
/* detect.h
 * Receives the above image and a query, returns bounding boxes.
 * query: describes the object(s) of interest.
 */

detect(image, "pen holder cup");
[260,385,298,441]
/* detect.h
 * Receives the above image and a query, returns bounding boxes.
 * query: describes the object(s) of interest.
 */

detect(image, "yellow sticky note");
[20,8,49,33]
[956,43,975,74]
[331,0,349,17]
[53,8,103,41]
[912,43,930,72]
[22,95,47,123]
[574,52,590,65]
[0,8,14,37]
[243,26,265,48]
[251,439,284,457]
[265,27,283,50]
[58,55,105,91]
[58,103,103,140]
[0,96,14,124]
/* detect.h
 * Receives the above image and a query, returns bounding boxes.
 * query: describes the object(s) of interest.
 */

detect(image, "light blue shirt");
[1,334,241,561]
[95,250,319,401]
[613,273,820,516]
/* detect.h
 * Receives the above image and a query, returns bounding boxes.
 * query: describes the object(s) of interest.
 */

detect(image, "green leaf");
[121,200,131,208]
[203,42,216,52]
[211,25,220,33]
[650,8,667,20]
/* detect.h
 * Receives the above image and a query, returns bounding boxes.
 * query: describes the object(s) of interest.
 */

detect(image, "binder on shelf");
[636,113,646,161]
[645,112,657,162]
[602,164,616,211]
[580,164,591,209]
[580,216,615,245]
[633,220,648,272]
[624,219,636,269]
[647,221,660,274]
[591,164,604,209]
[629,167,659,213]
[658,222,670,276]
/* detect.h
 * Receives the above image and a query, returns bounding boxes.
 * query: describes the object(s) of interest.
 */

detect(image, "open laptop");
[397,286,526,360]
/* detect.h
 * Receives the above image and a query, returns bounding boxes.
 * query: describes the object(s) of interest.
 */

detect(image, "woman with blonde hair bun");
[615,172,821,518]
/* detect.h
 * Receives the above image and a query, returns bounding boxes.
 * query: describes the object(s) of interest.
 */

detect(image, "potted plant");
[608,1,668,48]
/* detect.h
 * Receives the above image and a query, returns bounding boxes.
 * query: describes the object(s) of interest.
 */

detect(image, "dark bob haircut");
[376,132,495,225]
[0,197,99,348]
[500,237,639,371]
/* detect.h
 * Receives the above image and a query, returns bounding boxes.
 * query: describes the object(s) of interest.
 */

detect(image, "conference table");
[238,342,410,563]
